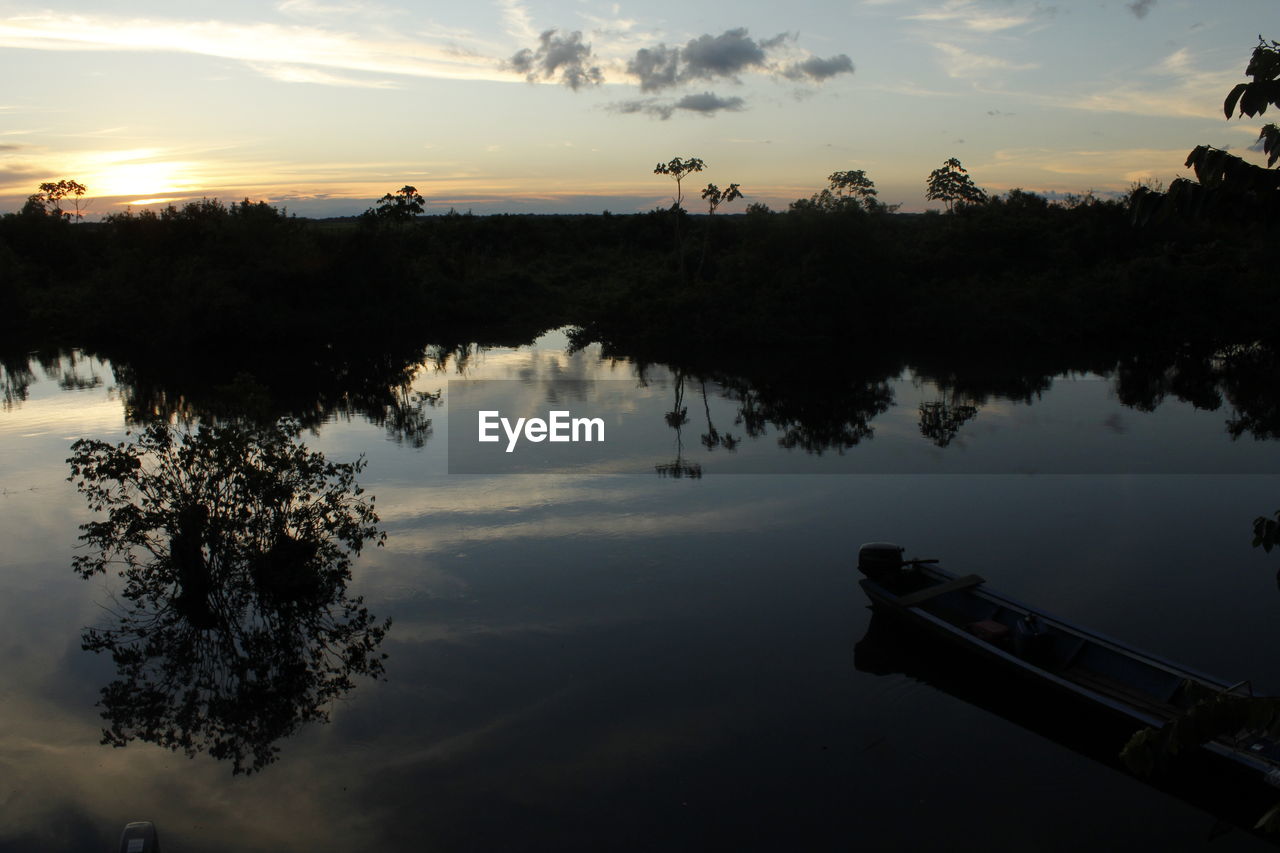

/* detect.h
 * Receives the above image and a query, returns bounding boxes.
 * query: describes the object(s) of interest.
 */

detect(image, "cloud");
[607,91,746,120]
[276,0,375,15]
[608,98,675,120]
[507,29,603,89]
[1127,0,1156,20]
[627,44,680,92]
[674,92,746,114]
[930,42,1037,77]
[906,1,1036,33]
[781,55,855,82]
[497,0,538,42]
[626,28,849,92]
[248,62,400,88]
[680,28,767,81]
[0,12,511,85]
[1155,47,1189,75]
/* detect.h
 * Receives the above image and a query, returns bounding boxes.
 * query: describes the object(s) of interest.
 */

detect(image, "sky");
[0,0,1275,216]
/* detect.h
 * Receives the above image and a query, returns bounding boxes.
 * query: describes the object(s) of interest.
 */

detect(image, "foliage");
[24,179,87,221]
[1132,36,1280,225]
[790,169,899,214]
[1224,37,1280,166]
[1255,512,1280,551]
[828,169,878,202]
[654,156,706,210]
[700,182,743,214]
[926,158,986,212]
[1122,688,1280,831]
[366,185,426,221]
[66,420,389,773]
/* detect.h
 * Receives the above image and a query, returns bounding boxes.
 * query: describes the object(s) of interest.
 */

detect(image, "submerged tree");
[66,420,390,774]
[926,158,986,212]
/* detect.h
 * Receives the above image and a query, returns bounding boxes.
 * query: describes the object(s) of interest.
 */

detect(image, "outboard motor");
[858,542,905,580]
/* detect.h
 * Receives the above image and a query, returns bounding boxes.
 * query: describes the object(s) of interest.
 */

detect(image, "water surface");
[2,332,1279,850]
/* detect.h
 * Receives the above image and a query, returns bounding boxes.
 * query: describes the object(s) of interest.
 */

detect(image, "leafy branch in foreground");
[67,420,389,774]
[1122,689,1280,831]
[1131,36,1280,224]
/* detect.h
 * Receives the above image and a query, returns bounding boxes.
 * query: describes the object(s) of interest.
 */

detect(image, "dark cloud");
[607,92,746,120]
[607,98,675,120]
[781,54,855,82]
[628,28,829,92]
[674,92,746,114]
[1127,0,1155,19]
[507,29,603,90]
[680,28,766,81]
[627,45,680,93]
[0,143,27,151]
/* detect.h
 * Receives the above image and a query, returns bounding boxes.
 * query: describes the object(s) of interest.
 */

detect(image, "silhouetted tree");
[35,179,87,221]
[22,179,87,220]
[697,182,743,277]
[791,169,899,214]
[368,185,425,221]
[654,156,706,211]
[66,420,389,774]
[926,158,986,212]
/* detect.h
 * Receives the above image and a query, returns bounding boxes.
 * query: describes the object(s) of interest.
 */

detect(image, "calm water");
[3,330,1280,851]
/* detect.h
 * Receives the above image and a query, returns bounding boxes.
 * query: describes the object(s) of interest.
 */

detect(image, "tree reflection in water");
[656,371,702,478]
[66,419,389,774]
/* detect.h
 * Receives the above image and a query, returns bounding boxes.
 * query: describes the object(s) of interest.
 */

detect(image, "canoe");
[856,542,1280,788]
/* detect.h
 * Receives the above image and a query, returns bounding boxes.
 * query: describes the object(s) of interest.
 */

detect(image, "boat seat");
[896,574,985,607]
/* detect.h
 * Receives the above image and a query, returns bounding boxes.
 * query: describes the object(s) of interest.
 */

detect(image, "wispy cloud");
[906,1,1036,33]
[0,12,510,84]
[930,42,1037,77]
[1068,50,1237,119]
[496,0,538,43]
[248,62,401,88]
[985,146,1198,189]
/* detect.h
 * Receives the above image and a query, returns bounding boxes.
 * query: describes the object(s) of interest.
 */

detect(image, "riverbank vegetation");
[1,184,1275,367]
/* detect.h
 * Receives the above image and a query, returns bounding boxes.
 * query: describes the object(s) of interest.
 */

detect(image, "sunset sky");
[0,0,1274,216]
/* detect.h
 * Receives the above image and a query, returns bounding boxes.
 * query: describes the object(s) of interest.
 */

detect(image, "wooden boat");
[856,542,1280,789]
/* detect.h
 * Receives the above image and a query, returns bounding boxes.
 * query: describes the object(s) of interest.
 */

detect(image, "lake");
[2,328,1280,851]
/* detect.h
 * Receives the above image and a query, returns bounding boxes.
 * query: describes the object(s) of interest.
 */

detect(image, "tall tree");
[29,179,87,221]
[925,158,986,212]
[654,156,706,211]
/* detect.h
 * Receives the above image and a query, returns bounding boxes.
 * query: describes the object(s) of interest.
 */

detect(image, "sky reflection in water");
[1,331,1279,851]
